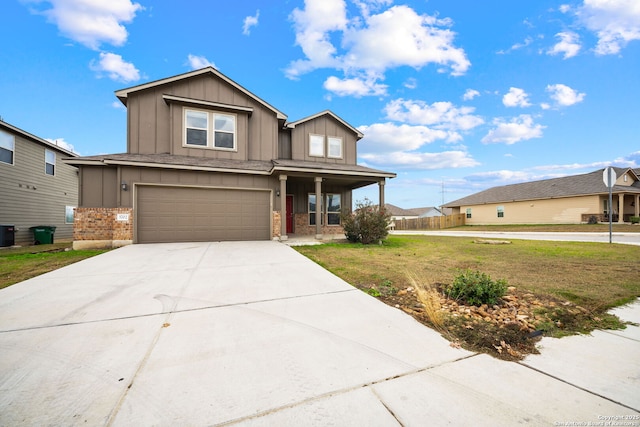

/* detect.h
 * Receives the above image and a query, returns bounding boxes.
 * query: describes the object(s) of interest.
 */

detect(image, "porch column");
[378,179,386,210]
[618,193,624,223]
[635,194,639,217]
[315,177,323,239]
[279,174,288,240]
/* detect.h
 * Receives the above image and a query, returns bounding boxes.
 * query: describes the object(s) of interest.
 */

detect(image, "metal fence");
[391,214,466,230]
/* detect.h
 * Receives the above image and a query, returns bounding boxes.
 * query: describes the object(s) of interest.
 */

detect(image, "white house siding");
[0,131,78,244]
[462,195,600,225]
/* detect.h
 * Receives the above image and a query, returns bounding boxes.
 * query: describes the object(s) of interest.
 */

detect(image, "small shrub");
[631,216,640,224]
[340,198,391,244]
[445,269,508,306]
[587,215,598,224]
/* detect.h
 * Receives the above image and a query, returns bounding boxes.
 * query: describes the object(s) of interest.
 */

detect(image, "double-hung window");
[309,134,324,157]
[45,149,56,175]
[326,194,341,224]
[327,137,343,159]
[497,206,504,218]
[466,208,472,219]
[0,130,14,165]
[308,194,341,225]
[185,109,236,150]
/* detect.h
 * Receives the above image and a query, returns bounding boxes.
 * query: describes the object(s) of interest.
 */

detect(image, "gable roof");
[0,120,78,157]
[385,204,420,217]
[444,167,640,208]
[114,66,287,120]
[286,110,364,140]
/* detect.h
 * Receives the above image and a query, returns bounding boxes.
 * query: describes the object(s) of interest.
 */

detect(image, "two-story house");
[0,120,78,246]
[66,67,395,248]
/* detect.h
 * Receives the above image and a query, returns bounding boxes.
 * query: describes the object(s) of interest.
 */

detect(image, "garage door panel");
[137,186,270,243]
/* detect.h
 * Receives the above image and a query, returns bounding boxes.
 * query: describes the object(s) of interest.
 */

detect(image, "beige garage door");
[137,186,271,243]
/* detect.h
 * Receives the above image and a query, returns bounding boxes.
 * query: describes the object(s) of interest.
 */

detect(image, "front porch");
[272,162,394,241]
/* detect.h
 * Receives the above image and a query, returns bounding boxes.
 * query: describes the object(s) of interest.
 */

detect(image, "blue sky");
[1,0,639,208]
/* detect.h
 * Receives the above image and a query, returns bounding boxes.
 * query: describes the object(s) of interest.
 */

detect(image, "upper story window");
[309,134,324,157]
[184,108,236,150]
[327,137,343,158]
[45,149,56,175]
[0,129,15,165]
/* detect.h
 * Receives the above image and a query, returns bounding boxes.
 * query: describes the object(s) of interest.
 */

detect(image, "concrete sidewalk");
[0,241,638,426]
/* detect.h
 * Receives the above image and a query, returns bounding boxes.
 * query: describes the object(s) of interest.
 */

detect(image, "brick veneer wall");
[74,207,133,249]
[293,213,344,236]
[272,211,281,239]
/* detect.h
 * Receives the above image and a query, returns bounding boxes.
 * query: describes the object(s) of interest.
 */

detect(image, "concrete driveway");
[0,241,638,426]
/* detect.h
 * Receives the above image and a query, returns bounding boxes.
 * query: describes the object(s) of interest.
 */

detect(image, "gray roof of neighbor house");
[0,120,78,158]
[443,167,640,208]
[385,204,419,217]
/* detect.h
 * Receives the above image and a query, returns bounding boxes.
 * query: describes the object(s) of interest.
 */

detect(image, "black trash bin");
[29,226,57,245]
[0,225,15,247]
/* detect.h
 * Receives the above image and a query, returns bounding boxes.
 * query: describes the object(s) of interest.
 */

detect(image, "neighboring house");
[386,204,451,230]
[385,204,420,221]
[411,206,452,218]
[65,67,395,248]
[0,120,78,245]
[443,168,640,225]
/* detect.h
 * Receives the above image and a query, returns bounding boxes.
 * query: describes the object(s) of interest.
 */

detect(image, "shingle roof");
[444,168,640,208]
[385,204,420,216]
[64,153,396,179]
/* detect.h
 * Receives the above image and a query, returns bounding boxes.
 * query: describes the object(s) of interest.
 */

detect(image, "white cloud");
[323,75,387,97]
[482,114,545,145]
[90,52,140,82]
[45,137,79,154]
[404,78,418,89]
[286,2,469,85]
[360,150,479,170]
[577,0,640,55]
[546,83,586,106]
[243,10,259,35]
[26,0,143,50]
[187,54,216,70]
[384,99,484,133]
[358,122,450,152]
[462,89,480,101]
[547,31,582,58]
[502,87,532,108]
[111,101,126,110]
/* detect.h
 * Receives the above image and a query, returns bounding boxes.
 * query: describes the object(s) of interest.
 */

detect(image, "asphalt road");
[390,230,640,245]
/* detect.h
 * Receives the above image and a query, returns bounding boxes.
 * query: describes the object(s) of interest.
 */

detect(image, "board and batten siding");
[290,115,357,165]
[462,195,601,225]
[0,130,78,244]
[125,74,280,162]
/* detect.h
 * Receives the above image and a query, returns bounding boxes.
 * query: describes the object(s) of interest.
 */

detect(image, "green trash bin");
[29,226,57,245]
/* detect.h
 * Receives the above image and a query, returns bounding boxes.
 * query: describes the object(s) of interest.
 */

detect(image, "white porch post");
[279,174,288,240]
[618,193,624,223]
[378,179,386,210]
[315,177,323,239]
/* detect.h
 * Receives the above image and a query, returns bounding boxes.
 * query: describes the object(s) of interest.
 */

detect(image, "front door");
[286,195,294,234]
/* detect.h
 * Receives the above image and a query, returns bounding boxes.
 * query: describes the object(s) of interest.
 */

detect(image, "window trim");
[0,129,15,165]
[45,149,56,176]
[327,136,343,159]
[183,107,237,151]
[308,193,342,226]
[309,134,324,157]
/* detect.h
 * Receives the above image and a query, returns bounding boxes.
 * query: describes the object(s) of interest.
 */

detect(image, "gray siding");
[290,116,358,165]
[0,130,78,244]
[78,166,276,209]
[126,74,280,162]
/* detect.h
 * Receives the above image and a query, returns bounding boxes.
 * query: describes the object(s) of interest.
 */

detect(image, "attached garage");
[136,185,271,243]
